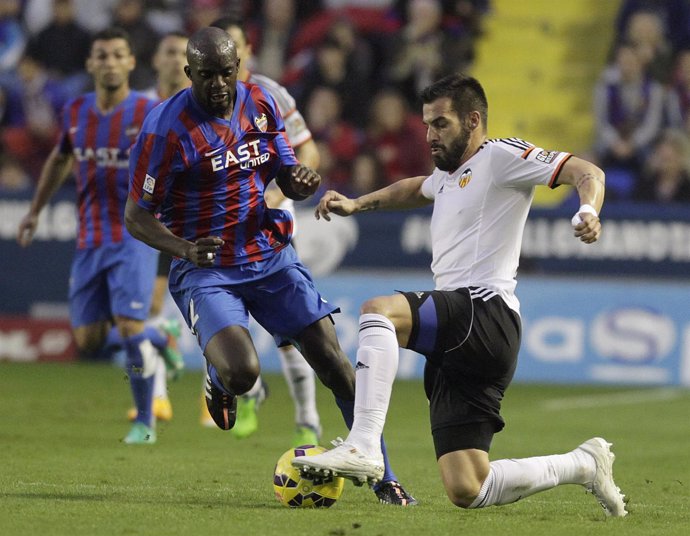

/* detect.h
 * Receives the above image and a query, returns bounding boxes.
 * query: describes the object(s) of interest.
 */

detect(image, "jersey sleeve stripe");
[521,146,536,159]
[549,153,573,188]
[496,138,533,151]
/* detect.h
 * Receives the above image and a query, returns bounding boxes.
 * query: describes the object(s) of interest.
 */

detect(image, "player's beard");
[432,127,471,172]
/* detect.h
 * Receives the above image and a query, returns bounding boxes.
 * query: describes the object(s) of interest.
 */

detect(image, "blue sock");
[207,362,232,395]
[335,396,354,428]
[123,332,155,427]
[334,397,398,488]
[377,437,398,487]
[106,326,122,349]
[144,325,167,350]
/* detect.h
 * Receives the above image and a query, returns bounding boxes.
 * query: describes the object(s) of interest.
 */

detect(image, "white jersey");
[248,73,313,220]
[248,72,312,149]
[420,138,571,314]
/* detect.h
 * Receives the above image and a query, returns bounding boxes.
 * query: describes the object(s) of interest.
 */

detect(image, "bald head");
[184,27,240,119]
[187,26,237,65]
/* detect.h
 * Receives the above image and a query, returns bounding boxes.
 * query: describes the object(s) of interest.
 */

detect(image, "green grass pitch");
[1,362,688,535]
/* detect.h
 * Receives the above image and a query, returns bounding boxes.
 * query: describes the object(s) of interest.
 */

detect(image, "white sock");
[153,357,168,399]
[469,449,595,508]
[346,313,398,457]
[278,345,320,431]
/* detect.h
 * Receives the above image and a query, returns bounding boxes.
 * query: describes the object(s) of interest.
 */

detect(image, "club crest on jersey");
[459,168,472,188]
[254,113,268,132]
[143,174,156,194]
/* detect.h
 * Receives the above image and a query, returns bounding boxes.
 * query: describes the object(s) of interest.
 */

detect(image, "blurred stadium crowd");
[1,0,690,206]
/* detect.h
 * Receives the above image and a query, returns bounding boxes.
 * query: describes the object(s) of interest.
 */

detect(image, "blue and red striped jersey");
[59,91,157,249]
[129,83,299,266]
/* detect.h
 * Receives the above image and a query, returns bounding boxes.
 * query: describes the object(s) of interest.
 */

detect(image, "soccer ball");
[273,445,345,508]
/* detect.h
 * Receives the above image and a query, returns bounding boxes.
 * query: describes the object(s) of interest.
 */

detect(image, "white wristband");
[571,204,598,227]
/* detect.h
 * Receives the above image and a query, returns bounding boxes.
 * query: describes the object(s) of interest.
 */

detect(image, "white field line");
[10,481,232,494]
[541,388,685,411]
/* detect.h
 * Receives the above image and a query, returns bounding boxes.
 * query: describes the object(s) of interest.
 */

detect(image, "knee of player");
[445,482,481,509]
[360,296,394,318]
[225,363,260,396]
[115,317,145,339]
[74,335,103,354]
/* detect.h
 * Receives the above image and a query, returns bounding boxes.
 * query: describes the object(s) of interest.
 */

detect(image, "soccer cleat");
[374,481,418,506]
[291,437,385,486]
[123,422,156,445]
[230,397,259,439]
[160,319,184,381]
[231,381,269,439]
[205,371,237,431]
[127,396,173,422]
[293,424,321,448]
[577,437,628,517]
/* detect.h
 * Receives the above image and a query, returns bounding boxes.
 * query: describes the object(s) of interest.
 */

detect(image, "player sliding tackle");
[293,73,627,517]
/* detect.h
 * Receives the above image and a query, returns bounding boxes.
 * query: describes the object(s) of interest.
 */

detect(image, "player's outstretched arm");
[315,175,432,222]
[17,146,74,247]
[124,197,223,267]
[556,156,605,244]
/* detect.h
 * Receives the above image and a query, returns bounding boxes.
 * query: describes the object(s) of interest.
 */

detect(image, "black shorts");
[157,252,173,277]
[402,288,521,458]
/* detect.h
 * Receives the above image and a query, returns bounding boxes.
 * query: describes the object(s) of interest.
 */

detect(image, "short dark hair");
[90,27,134,54]
[420,73,488,127]
[161,30,188,41]
[210,16,249,44]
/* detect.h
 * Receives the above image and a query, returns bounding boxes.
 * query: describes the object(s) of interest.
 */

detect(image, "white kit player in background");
[293,73,627,517]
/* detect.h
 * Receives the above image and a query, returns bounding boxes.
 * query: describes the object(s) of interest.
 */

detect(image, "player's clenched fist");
[289,165,321,198]
[185,236,224,267]
[17,213,39,247]
[276,164,320,200]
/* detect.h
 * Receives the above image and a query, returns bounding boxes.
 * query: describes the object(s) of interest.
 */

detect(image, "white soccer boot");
[577,437,628,517]
[292,438,384,486]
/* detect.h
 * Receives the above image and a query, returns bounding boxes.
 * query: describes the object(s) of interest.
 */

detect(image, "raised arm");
[556,156,605,244]
[315,175,432,221]
[17,145,74,247]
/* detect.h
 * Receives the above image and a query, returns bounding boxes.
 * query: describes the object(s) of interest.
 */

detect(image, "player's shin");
[279,346,320,433]
[345,313,399,457]
[469,450,595,508]
[123,333,158,427]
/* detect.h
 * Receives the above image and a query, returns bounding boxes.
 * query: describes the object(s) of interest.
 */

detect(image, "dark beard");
[432,129,470,172]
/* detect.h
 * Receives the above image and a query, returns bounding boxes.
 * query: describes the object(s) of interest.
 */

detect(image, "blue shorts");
[69,240,158,328]
[169,246,338,351]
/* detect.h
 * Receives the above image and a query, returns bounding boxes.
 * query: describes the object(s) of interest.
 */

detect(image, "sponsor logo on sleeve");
[535,150,560,164]
[143,174,156,194]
